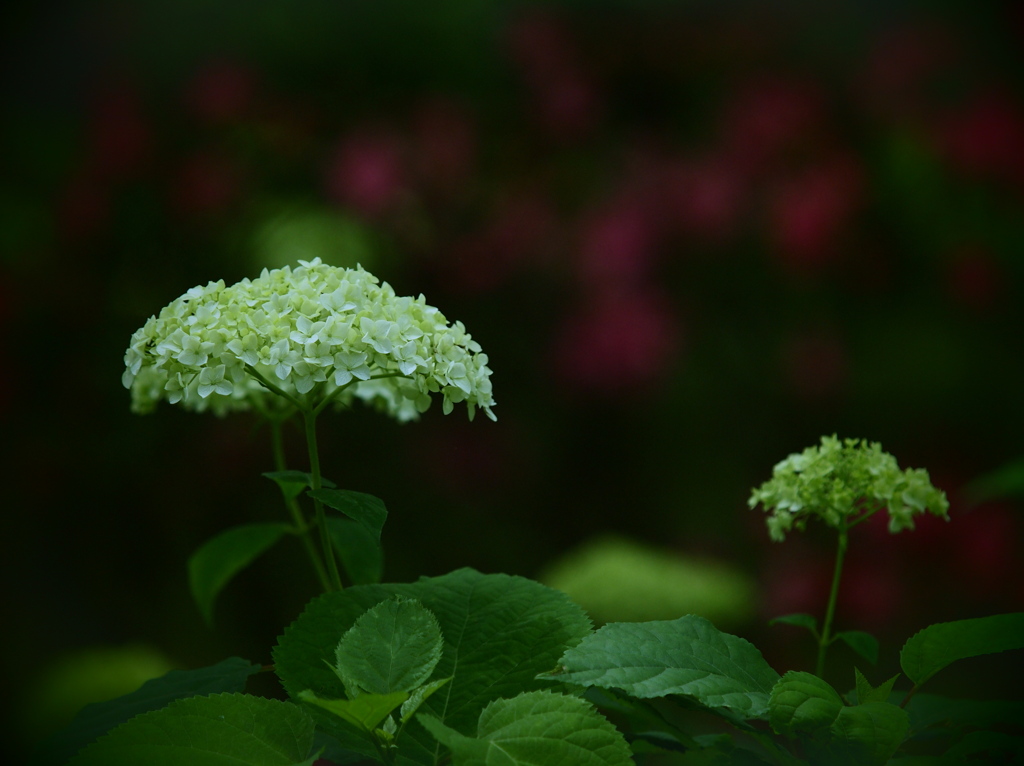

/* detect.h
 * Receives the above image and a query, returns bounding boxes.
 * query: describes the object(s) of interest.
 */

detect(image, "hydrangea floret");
[748,435,949,542]
[122,258,495,422]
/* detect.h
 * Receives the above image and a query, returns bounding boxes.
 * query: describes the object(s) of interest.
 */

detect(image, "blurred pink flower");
[938,93,1024,183]
[766,155,863,273]
[505,9,601,137]
[661,154,746,242]
[552,284,678,392]
[445,191,558,292]
[184,58,258,125]
[325,130,408,217]
[577,197,658,286]
[722,76,822,174]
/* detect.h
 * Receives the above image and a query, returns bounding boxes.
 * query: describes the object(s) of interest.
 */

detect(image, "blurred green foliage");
[539,536,755,627]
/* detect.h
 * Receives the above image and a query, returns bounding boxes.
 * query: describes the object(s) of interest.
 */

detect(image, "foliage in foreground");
[33,262,1024,765]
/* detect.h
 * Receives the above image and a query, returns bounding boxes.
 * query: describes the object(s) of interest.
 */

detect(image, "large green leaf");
[768,671,844,738]
[540,615,780,719]
[334,597,443,696]
[769,672,908,764]
[820,702,910,766]
[326,516,383,585]
[900,613,1024,686]
[31,657,261,766]
[68,693,315,766]
[188,523,291,625]
[309,488,387,542]
[273,568,592,765]
[418,690,633,766]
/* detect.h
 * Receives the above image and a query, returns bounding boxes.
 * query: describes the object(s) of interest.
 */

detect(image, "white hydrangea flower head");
[748,435,949,541]
[122,259,496,422]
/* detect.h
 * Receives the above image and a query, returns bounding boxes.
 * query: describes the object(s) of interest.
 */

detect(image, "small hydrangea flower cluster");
[748,435,949,541]
[122,259,495,421]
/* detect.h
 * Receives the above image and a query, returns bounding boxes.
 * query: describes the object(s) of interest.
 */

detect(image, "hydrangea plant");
[122,257,495,422]
[122,259,495,597]
[44,375,1024,766]
[748,435,949,542]
[749,436,950,678]
[36,293,1022,766]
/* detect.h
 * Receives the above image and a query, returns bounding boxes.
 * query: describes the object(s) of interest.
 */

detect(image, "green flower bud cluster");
[122,259,495,421]
[748,435,949,541]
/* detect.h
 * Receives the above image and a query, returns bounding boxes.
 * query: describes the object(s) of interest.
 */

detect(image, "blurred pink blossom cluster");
[50,5,1023,405]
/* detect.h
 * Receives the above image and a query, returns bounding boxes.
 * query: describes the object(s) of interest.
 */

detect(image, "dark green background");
[3,0,1023,761]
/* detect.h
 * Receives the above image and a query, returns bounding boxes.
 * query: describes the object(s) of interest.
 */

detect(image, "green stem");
[899,683,922,709]
[303,408,344,591]
[312,370,409,417]
[816,527,848,678]
[245,364,304,410]
[269,417,332,593]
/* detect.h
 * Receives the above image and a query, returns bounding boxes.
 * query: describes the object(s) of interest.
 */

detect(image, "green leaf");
[418,690,633,766]
[68,692,315,766]
[188,523,291,625]
[263,471,335,503]
[823,701,910,766]
[769,613,819,636]
[310,730,369,765]
[853,668,899,705]
[334,597,443,696]
[31,658,262,766]
[900,613,1024,686]
[768,671,844,737]
[274,568,592,765]
[326,516,383,585]
[579,688,702,750]
[400,677,451,725]
[771,672,909,764]
[308,488,387,542]
[834,630,879,664]
[540,615,780,719]
[299,689,408,734]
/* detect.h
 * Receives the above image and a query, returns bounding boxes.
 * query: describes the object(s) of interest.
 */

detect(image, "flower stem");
[816,527,848,678]
[245,364,304,410]
[303,408,344,591]
[269,417,332,593]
